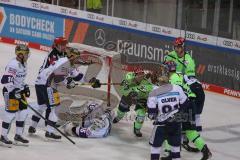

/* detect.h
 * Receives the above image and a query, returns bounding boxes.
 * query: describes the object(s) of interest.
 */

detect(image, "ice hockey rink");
[0,42,239,160]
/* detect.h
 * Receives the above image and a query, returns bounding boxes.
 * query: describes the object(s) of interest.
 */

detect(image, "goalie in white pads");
[28,47,101,140]
[63,102,112,138]
[0,44,30,146]
[147,65,191,160]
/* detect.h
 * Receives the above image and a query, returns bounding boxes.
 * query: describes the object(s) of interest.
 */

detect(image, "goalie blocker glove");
[89,77,101,88]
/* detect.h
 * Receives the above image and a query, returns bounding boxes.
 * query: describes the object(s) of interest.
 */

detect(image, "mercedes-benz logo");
[95,29,105,46]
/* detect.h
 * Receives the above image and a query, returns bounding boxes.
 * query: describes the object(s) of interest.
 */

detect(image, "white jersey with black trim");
[35,57,77,86]
[83,113,111,138]
[1,58,27,92]
[147,84,187,122]
[38,48,63,74]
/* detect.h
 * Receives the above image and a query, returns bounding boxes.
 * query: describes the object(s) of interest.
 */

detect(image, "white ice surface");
[0,43,239,160]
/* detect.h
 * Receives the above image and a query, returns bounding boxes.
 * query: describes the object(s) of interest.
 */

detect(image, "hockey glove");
[183,75,199,85]
[66,77,76,89]
[24,84,30,97]
[12,88,22,100]
[89,77,101,88]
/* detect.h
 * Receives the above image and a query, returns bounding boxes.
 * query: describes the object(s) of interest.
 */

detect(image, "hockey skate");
[113,117,121,124]
[201,145,212,160]
[45,131,61,140]
[133,123,142,137]
[28,126,36,134]
[182,139,199,152]
[161,155,171,160]
[0,135,13,148]
[161,149,171,159]
[14,134,29,146]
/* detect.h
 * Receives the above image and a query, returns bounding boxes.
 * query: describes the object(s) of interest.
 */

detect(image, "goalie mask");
[82,101,104,118]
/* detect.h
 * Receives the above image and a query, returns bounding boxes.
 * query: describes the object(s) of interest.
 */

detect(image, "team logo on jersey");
[8,67,17,75]
[0,7,6,33]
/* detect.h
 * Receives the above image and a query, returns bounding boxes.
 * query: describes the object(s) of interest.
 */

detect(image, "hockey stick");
[76,82,122,86]
[21,100,76,145]
[183,5,189,74]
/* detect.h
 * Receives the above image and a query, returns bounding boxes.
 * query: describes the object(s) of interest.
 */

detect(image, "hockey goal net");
[56,43,125,120]
[55,43,161,123]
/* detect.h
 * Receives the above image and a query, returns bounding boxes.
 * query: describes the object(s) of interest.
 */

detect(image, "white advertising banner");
[15,0,41,10]
[0,0,15,5]
[217,37,240,51]
[82,11,113,24]
[1,0,240,51]
[180,30,218,46]
[146,24,181,38]
[40,3,59,14]
[112,17,146,31]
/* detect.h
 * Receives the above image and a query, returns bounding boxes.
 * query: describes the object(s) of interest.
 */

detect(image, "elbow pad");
[1,75,14,84]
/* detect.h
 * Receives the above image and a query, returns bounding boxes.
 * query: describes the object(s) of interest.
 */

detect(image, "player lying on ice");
[28,47,101,140]
[62,101,113,138]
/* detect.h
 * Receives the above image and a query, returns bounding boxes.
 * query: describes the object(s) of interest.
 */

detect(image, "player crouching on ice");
[28,47,101,140]
[63,102,113,138]
[113,70,154,137]
[0,44,31,146]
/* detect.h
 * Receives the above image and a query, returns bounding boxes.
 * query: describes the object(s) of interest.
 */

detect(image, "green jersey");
[169,73,196,98]
[165,51,196,76]
[120,72,153,99]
